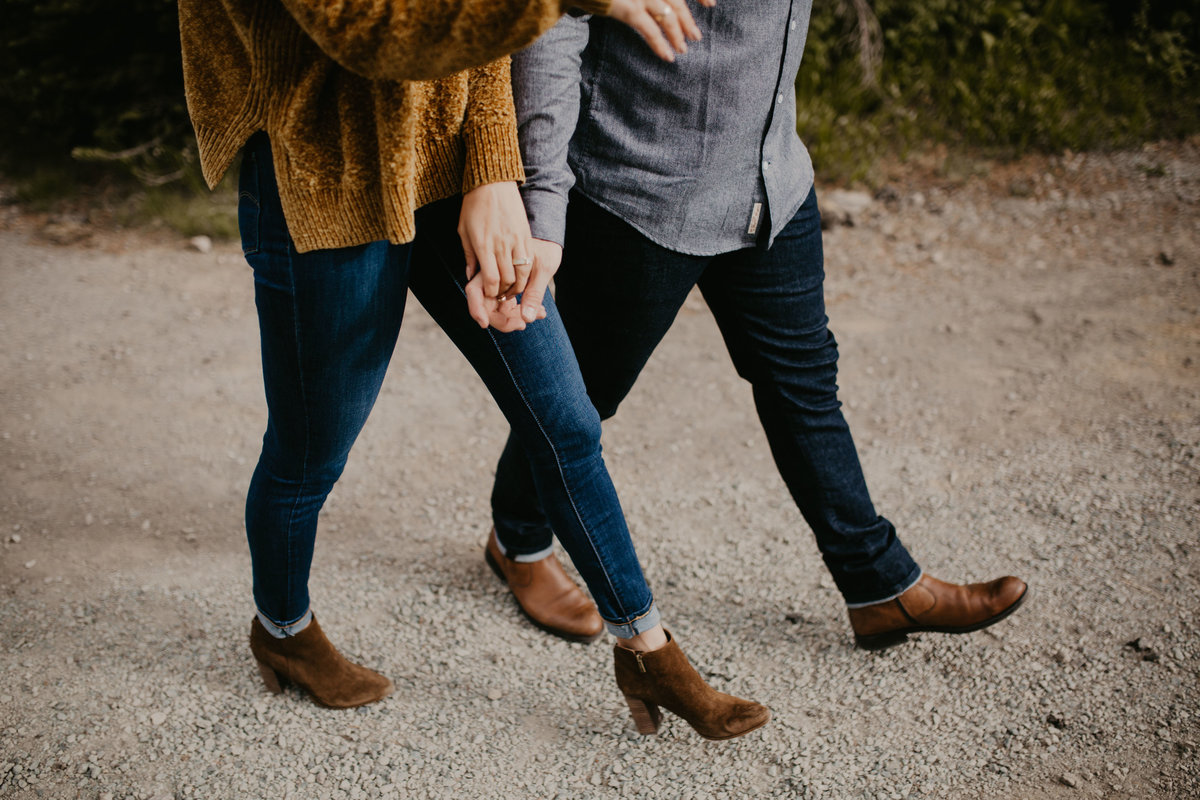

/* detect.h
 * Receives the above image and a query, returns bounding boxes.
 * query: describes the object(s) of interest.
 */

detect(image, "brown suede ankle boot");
[249,615,393,709]
[613,631,770,740]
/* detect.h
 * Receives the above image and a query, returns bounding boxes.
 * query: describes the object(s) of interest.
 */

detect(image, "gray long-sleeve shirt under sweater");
[513,1,815,256]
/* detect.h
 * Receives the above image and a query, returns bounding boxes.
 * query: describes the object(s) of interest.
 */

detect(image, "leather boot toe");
[848,573,1028,650]
[249,616,393,708]
[485,530,604,643]
[614,631,770,741]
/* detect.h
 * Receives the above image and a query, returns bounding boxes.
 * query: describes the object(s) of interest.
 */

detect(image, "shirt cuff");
[523,187,569,247]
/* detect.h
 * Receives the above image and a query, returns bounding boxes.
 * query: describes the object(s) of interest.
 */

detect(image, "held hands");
[459,182,557,332]
[459,181,531,329]
[605,0,713,62]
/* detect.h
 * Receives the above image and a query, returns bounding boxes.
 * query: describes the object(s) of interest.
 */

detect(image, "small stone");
[188,235,213,254]
[8,534,19,544]
[150,712,167,726]
[23,560,35,569]
[486,688,503,701]
[39,220,91,246]
[820,189,874,228]
[1060,772,1081,788]
[1008,178,1034,198]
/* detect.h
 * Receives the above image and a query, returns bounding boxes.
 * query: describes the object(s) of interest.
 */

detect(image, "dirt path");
[1,141,1197,798]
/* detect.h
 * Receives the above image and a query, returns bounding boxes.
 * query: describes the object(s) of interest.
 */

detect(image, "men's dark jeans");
[239,134,658,637]
[492,187,921,605]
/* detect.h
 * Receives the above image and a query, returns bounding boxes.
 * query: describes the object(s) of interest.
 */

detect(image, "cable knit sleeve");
[277,0,612,82]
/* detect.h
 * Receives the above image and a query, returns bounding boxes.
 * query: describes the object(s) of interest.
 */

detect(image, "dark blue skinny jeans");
[492,188,921,605]
[239,134,658,637]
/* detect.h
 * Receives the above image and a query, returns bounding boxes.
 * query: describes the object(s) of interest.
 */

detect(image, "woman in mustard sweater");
[179,0,768,740]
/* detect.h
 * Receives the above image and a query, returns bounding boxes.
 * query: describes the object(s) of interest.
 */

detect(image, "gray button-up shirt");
[513,1,814,256]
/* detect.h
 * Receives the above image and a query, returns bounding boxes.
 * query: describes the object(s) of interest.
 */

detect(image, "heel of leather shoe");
[623,695,662,735]
[255,658,284,693]
[483,546,506,583]
[855,630,910,650]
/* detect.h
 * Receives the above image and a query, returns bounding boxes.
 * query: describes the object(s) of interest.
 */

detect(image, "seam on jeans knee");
[440,261,630,620]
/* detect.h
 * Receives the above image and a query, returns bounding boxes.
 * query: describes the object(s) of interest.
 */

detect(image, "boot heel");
[623,695,662,735]
[855,630,910,650]
[255,659,284,693]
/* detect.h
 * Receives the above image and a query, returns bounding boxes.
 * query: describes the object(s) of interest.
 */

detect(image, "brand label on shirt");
[747,203,763,235]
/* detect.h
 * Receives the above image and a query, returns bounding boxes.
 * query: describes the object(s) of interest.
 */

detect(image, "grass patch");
[6,158,238,241]
[123,180,239,240]
[797,0,1200,186]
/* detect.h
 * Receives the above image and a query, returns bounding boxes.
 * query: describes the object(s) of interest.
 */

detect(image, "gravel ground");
[1,140,1198,799]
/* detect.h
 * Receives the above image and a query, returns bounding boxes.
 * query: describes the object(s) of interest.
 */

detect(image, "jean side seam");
[280,234,312,619]
[438,260,631,622]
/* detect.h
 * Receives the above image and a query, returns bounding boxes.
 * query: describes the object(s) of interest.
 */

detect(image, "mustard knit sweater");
[179,0,609,252]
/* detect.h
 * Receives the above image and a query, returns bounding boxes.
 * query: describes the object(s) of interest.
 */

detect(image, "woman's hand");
[458,181,533,328]
[606,0,713,62]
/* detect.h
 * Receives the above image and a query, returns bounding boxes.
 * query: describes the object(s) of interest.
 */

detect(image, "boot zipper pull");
[636,652,646,673]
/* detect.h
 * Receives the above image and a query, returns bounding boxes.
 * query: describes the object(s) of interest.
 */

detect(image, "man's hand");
[464,275,527,332]
[463,238,559,332]
[518,238,562,324]
[606,0,713,63]
[458,181,532,328]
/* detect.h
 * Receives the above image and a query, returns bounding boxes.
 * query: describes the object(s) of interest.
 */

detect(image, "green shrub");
[0,0,1196,193]
[0,0,192,179]
[798,0,1200,180]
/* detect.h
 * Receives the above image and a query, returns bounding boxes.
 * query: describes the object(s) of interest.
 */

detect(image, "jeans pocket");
[238,148,262,257]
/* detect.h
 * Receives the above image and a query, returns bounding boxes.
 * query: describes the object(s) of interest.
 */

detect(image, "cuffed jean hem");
[491,514,556,560]
[603,602,661,639]
[843,567,924,609]
[493,535,554,564]
[256,607,313,638]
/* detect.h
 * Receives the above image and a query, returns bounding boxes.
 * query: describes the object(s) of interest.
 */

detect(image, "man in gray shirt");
[483,3,1027,649]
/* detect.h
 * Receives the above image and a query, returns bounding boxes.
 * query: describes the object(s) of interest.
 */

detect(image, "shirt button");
[790,20,796,30]
[762,160,770,171]
[776,93,784,104]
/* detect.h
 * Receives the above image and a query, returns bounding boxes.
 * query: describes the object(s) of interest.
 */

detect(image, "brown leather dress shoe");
[249,615,393,708]
[848,574,1028,650]
[485,529,604,643]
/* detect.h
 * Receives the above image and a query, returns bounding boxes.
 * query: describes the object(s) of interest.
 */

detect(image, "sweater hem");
[281,138,479,253]
[194,121,257,190]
